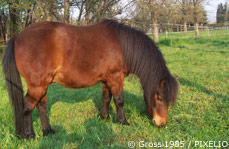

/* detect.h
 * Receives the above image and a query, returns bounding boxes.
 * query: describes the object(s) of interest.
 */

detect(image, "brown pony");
[2,19,178,139]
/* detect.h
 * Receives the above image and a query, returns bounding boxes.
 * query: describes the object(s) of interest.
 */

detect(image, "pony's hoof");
[20,132,35,140]
[122,121,130,126]
[118,120,130,126]
[43,128,55,137]
[100,113,110,120]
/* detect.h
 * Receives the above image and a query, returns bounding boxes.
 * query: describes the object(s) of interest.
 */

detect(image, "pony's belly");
[53,71,101,88]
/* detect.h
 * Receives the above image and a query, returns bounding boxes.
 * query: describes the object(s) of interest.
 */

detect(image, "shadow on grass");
[204,50,229,54]
[211,40,229,48]
[38,118,123,148]
[42,82,146,122]
[178,77,228,101]
[194,38,229,49]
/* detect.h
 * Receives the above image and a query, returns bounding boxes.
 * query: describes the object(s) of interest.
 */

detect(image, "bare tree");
[35,0,46,19]
[8,1,18,37]
[0,2,7,42]
[25,2,35,27]
[177,0,192,32]
[133,0,175,42]
[82,0,122,24]
[35,0,55,21]
[46,0,54,21]
[77,0,85,22]
[85,0,92,24]
[64,0,70,23]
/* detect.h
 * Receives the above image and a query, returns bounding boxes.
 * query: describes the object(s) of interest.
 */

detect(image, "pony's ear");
[160,79,166,88]
[174,75,179,79]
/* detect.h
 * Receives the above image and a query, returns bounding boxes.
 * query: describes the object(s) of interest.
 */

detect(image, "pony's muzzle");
[152,115,168,127]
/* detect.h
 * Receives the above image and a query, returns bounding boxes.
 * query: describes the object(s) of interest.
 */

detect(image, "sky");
[204,0,228,23]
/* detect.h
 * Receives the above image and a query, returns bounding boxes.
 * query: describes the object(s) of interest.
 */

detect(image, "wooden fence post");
[153,23,159,42]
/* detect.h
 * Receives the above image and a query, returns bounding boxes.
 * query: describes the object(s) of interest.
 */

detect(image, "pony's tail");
[2,38,25,136]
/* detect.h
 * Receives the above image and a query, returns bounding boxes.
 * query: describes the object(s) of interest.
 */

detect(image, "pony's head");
[146,75,179,127]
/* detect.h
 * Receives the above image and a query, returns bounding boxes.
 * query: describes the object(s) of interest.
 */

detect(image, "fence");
[145,24,229,41]
[1,23,229,47]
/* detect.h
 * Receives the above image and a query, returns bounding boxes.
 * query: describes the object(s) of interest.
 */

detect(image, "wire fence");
[1,24,229,47]
[149,28,229,40]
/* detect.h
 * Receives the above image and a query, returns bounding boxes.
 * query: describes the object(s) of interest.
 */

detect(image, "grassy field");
[0,31,228,148]
[157,29,229,40]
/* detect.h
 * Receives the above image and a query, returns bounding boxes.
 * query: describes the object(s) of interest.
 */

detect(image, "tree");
[35,0,46,19]
[217,3,225,24]
[0,1,7,42]
[8,0,18,37]
[177,0,192,32]
[64,0,70,23]
[216,2,229,25]
[77,0,85,23]
[190,0,206,36]
[131,0,176,42]
[225,2,229,25]
[35,0,55,21]
[46,0,54,21]
[24,1,36,27]
[0,0,129,43]
[83,0,122,24]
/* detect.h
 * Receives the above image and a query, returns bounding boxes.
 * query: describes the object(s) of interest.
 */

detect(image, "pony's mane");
[102,19,178,105]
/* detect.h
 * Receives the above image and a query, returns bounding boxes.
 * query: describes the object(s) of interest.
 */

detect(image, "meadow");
[0,30,228,148]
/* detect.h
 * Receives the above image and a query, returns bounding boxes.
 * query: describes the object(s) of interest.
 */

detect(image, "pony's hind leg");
[22,93,36,139]
[100,82,112,120]
[23,86,47,139]
[36,94,55,136]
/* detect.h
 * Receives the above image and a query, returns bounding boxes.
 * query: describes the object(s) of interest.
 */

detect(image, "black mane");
[103,19,178,105]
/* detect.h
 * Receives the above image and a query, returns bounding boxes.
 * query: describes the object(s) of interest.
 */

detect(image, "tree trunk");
[64,0,70,23]
[35,0,46,19]
[9,3,17,37]
[194,22,199,36]
[78,0,84,23]
[29,3,36,24]
[46,0,53,21]
[0,11,7,43]
[183,20,187,32]
[0,15,2,41]
[93,0,105,22]
[85,1,91,24]
[153,23,159,42]
[25,3,34,28]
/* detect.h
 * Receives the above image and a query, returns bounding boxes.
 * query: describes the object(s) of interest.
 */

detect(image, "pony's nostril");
[160,122,165,127]
[152,120,156,124]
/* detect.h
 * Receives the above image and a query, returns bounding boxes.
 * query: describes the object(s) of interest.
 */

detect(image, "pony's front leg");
[100,82,112,120]
[36,95,55,137]
[113,90,129,125]
[107,74,129,125]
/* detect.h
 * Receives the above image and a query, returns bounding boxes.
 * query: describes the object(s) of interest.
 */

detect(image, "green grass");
[0,31,229,148]
[158,29,229,40]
